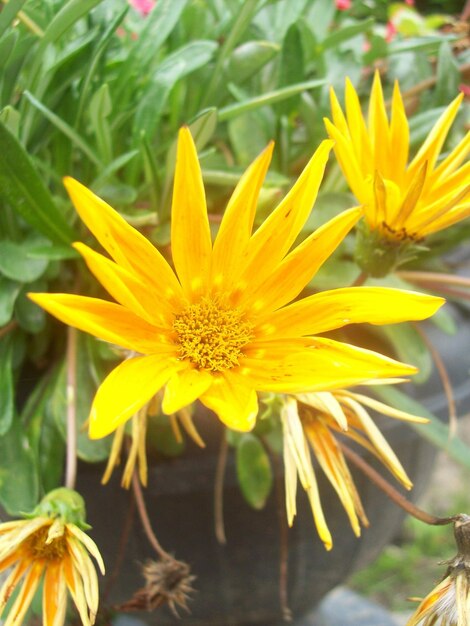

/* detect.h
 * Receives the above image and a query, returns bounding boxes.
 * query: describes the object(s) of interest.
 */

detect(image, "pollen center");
[173,297,253,372]
[26,526,67,561]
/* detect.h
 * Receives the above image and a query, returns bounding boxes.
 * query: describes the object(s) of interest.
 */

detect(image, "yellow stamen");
[173,297,253,371]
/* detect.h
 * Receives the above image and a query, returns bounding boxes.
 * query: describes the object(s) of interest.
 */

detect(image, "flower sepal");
[354,220,426,278]
[26,487,90,530]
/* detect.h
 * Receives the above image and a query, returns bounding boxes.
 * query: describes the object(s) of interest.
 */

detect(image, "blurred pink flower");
[336,0,351,10]
[129,0,155,16]
[405,0,415,5]
[386,20,398,42]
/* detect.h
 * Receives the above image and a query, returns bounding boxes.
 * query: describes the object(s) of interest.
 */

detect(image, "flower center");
[26,525,67,561]
[173,297,253,372]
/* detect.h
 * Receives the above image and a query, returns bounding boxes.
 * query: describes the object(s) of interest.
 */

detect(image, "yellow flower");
[325,72,470,243]
[0,515,104,626]
[407,514,470,626]
[30,128,443,439]
[281,388,428,550]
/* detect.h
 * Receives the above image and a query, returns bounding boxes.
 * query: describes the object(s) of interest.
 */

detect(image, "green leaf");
[226,40,279,83]
[23,371,65,495]
[91,150,139,188]
[0,29,18,67]
[147,416,185,457]
[322,18,374,50]
[219,79,325,121]
[0,241,49,283]
[0,277,21,326]
[23,91,102,166]
[26,244,78,261]
[434,42,460,107]
[409,107,446,147]
[236,433,273,510]
[89,83,113,163]
[0,0,27,38]
[0,105,21,136]
[45,333,111,462]
[276,23,304,116]
[133,41,217,141]
[0,121,76,244]
[136,0,189,67]
[40,0,105,47]
[0,338,14,436]
[228,112,270,164]
[0,418,39,515]
[373,386,470,471]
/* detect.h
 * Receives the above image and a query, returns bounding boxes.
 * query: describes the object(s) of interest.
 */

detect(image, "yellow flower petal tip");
[33,128,442,439]
[326,73,470,243]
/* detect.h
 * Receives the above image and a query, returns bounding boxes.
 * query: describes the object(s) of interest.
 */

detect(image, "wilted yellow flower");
[0,490,104,626]
[281,389,428,549]
[325,72,470,249]
[407,515,470,626]
[30,128,443,439]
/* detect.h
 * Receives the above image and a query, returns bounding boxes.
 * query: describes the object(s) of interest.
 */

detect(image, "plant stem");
[339,442,454,526]
[0,320,17,339]
[65,326,77,490]
[132,469,172,561]
[352,270,369,287]
[214,432,228,545]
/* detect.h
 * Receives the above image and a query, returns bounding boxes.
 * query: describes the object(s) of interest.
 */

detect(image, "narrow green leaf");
[0,417,39,515]
[138,0,189,66]
[0,241,49,283]
[276,23,304,116]
[15,284,47,334]
[227,41,279,83]
[373,386,470,471]
[0,121,75,244]
[236,433,273,510]
[91,150,139,188]
[40,0,105,47]
[89,83,113,163]
[0,338,14,436]
[219,79,325,121]
[0,105,21,136]
[322,18,374,50]
[434,41,460,107]
[0,29,18,67]
[0,0,27,38]
[380,324,432,384]
[27,244,79,261]
[23,91,102,166]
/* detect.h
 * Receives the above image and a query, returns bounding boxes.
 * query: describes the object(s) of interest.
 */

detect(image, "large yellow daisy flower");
[325,72,470,242]
[30,128,443,439]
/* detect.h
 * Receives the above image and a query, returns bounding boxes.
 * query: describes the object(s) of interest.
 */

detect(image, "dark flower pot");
[78,414,436,626]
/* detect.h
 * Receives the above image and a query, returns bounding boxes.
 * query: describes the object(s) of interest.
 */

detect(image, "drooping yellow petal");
[239,207,362,314]
[74,242,176,325]
[212,142,274,287]
[28,293,173,355]
[3,562,43,626]
[63,177,183,307]
[171,126,212,298]
[199,371,258,431]
[243,337,418,393]
[63,551,92,626]
[43,563,67,626]
[67,526,105,576]
[162,367,213,415]
[89,355,181,438]
[234,140,334,295]
[259,287,444,339]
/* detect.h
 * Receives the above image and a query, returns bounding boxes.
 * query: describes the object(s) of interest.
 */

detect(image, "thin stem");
[103,488,135,603]
[397,271,470,289]
[131,469,172,561]
[413,322,457,437]
[339,442,454,526]
[0,320,17,340]
[352,270,369,287]
[65,326,77,490]
[214,433,228,545]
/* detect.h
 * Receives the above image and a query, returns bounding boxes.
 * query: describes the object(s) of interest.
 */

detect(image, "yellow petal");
[242,337,418,393]
[407,93,463,178]
[235,140,333,296]
[240,207,362,314]
[43,563,67,626]
[431,129,470,183]
[329,85,349,135]
[63,177,183,308]
[199,371,258,431]
[89,355,180,438]
[345,77,373,174]
[393,161,428,228]
[171,127,212,298]
[260,287,444,339]
[388,81,409,184]
[29,293,172,355]
[162,367,213,415]
[368,71,391,175]
[297,392,348,430]
[212,142,274,287]
[67,525,105,575]
[74,243,175,325]
[3,562,42,626]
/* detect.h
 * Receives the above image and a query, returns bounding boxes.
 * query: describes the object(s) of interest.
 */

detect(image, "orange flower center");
[173,297,253,371]
[26,525,67,561]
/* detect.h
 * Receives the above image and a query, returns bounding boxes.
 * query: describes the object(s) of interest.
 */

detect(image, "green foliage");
[235,433,273,510]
